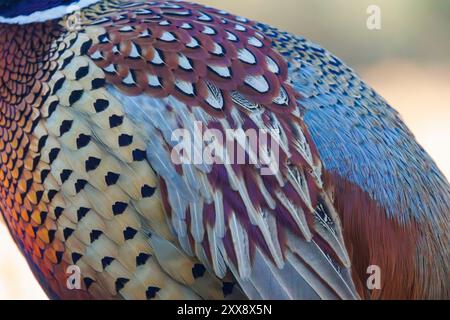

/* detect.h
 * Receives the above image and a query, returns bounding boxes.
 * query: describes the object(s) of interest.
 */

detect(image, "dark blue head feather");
[0,0,80,18]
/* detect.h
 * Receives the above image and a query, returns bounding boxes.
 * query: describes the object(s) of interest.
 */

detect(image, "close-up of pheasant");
[0,0,449,301]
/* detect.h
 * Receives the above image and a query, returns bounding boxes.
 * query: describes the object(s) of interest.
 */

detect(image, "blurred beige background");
[1,0,449,299]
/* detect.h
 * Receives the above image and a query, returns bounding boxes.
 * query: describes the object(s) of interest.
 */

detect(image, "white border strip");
[0,0,101,24]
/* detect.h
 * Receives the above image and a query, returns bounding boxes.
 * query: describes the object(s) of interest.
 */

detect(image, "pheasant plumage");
[0,0,448,300]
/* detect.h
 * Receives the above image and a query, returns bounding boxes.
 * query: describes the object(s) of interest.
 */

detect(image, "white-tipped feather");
[213,191,225,238]
[254,174,276,210]
[314,215,351,268]
[285,251,339,299]
[275,190,312,241]
[206,225,227,278]
[190,201,205,243]
[229,213,252,278]
[287,167,314,212]
[256,215,285,269]
[287,235,359,300]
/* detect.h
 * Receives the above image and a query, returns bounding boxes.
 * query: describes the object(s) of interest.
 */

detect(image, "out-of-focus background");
[0,0,449,299]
